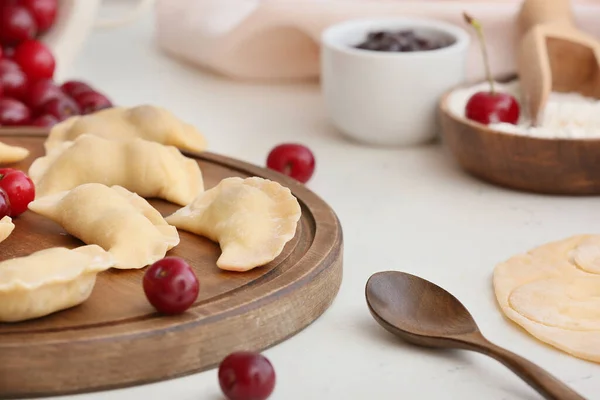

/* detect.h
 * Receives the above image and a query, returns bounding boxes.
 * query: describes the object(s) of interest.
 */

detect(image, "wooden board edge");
[1,231,343,398]
[0,130,346,397]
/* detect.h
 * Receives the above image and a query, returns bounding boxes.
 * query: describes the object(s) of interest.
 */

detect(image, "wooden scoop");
[517,0,600,126]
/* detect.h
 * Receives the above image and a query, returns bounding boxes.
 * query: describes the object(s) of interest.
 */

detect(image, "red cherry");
[22,0,57,34]
[2,45,15,58]
[61,80,94,97]
[0,98,31,126]
[0,58,19,72]
[0,59,28,100]
[0,191,10,219]
[31,113,57,127]
[218,352,276,400]
[465,91,520,125]
[0,169,34,216]
[266,143,315,183]
[0,46,2,59]
[0,1,24,6]
[463,13,520,125]
[13,39,54,81]
[0,168,35,216]
[75,91,113,114]
[27,78,62,110]
[0,4,38,45]
[143,257,199,315]
[39,95,80,121]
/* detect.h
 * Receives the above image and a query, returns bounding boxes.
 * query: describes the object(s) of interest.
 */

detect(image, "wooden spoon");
[517,0,600,126]
[365,271,584,400]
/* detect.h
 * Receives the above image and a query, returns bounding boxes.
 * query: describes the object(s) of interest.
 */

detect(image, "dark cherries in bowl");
[355,29,453,52]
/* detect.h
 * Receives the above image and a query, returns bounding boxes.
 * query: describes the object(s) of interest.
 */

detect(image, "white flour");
[447,80,600,139]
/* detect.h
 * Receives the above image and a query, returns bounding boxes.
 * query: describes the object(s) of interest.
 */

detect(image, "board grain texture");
[0,129,343,398]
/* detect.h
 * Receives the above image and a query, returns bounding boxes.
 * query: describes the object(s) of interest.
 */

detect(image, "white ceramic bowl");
[321,18,470,147]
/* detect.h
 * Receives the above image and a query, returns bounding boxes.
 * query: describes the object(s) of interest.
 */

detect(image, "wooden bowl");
[439,76,600,195]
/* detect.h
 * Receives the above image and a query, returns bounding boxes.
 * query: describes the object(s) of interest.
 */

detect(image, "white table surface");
[50,4,600,400]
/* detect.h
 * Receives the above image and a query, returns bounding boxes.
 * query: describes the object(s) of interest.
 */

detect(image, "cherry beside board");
[0,129,343,398]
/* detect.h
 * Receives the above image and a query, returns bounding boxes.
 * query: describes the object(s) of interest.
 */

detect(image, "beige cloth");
[154,0,600,82]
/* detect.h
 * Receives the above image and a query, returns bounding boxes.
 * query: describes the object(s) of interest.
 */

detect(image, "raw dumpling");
[29,134,204,206]
[0,141,29,164]
[28,183,180,270]
[44,105,207,153]
[0,245,114,322]
[165,177,301,272]
[0,216,14,243]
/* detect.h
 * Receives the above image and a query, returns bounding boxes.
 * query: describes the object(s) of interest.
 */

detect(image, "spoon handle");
[474,339,584,400]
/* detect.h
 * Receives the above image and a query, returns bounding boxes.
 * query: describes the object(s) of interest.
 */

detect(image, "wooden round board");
[0,130,343,398]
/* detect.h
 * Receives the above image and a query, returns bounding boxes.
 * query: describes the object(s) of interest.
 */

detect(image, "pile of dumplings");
[0,105,302,323]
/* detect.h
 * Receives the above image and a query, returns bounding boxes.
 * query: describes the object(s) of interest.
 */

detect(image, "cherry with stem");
[463,12,520,125]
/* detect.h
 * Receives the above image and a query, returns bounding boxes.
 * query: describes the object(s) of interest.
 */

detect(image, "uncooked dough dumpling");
[494,234,600,362]
[165,177,301,272]
[44,105,207,153]
[0,245,114,322]
[0,141,29,164]
[28,134,204,206]
[28,183,180,270]
[0,216,14,243]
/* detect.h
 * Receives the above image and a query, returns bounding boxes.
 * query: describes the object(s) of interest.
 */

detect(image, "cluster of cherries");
[0,0,113,127]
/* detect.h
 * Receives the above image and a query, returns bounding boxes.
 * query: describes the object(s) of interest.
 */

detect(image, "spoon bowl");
[365,270,584,400]
[366,271,478,347]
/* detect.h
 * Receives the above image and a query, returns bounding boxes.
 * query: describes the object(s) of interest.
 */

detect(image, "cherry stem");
[283,163,293,175]
[464,12,495,95]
